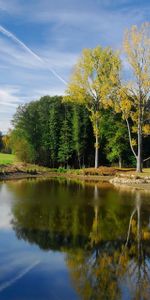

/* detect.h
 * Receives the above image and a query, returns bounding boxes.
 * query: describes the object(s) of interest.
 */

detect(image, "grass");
[0,153,16,165]
[140,168,150,176]
[0,155,149,179]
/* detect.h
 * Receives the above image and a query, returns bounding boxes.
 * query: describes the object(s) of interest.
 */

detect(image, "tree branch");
[126,118,137,159]
[143,156,150,162]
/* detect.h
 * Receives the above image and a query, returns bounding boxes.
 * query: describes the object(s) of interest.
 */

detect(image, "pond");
[0,178,150,300]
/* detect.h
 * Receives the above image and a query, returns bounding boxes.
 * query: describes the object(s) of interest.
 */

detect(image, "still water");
[0,178,150,300]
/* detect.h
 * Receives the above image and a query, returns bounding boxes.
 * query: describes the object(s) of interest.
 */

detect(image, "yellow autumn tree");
[64,46,120,168]
[115,23,150,172]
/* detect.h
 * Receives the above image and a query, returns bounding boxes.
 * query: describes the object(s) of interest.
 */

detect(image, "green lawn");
[0,153,16,165]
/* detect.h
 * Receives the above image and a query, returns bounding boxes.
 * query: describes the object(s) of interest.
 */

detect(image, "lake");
[0,178,150,300]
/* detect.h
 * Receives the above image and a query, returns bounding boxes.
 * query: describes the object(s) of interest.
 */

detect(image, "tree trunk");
[119,156,122,168]
[77,152,81,169]
[95,133,99,169]
[136,117,142,172]
[136,193,142,284]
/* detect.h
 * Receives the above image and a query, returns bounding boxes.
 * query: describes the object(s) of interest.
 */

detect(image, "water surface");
[0,178,150,300]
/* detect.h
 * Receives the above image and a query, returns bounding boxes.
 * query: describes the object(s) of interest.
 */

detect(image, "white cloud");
[22,1,149,29]
[0,86,20,107]
[0,184,14,229]
[0,86,20,132]
[0,37,44,70]
[0,85,66,132]
[41,50,78,70]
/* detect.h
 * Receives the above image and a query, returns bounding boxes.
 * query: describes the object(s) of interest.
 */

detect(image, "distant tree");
[37,96,62,166]
[12,101,42,161]
[0,131,3,152]
[58,107,73,167]
[10,129,36,163]
[65,46,120,168]
[72,105,83,168]
[49,98,60,167]
[2,130,12,153]
[37,97,51,166]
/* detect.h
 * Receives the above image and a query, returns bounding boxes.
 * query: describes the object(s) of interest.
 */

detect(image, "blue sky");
[0,0,149,132]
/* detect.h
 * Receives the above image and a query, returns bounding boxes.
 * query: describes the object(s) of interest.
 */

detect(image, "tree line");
[9,95,134,168]
[8,23,150,171]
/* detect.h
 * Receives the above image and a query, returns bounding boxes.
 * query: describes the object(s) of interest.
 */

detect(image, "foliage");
[57,167,67,173]
[10,129,36,163]
[11,96,94,167]
[100,110,134,166]
[58,107,73,166]
[81,166,117,176]
[113,23,150,172]
[65,46,121,168]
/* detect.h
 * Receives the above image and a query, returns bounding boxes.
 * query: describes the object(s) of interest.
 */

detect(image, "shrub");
[57,167,67,173]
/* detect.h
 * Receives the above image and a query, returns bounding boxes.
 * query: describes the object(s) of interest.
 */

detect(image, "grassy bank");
[0,153,16,165]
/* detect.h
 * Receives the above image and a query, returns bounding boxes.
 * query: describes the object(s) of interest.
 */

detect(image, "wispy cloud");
[0,86,20,107]
[0,86,20,131]
[0,25,68,85]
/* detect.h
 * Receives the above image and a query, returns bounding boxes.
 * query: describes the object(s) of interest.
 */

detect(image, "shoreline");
[0,170,113,182]
[0,168,150,192]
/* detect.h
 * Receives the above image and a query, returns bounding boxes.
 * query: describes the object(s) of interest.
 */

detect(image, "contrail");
[0,260,40,292]
[0,25,67,85]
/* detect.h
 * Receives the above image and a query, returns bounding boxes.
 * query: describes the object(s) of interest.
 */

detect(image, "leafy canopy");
[65,46,121,111]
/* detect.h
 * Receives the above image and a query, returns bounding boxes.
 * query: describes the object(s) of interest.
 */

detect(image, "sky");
[0,0,149,132]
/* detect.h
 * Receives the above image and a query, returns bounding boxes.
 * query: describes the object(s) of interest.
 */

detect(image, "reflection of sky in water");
[0,231,78,300]
[0,183,79,300]
[0,184,14,230]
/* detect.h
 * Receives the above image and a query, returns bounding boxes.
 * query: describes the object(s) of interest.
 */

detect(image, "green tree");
[10,129,36,163]
[58,107,73,167]
[49,98,61,167]
[72,105,81,166]
[101,111,131,167]
[12,102,41,162]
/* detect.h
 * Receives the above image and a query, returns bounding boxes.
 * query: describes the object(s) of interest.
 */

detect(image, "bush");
[10,129,36,163]
[57,167,67,173]
[82,167,117,176]
[14,139,36,163]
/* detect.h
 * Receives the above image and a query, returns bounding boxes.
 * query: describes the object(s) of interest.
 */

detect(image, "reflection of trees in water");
[66,189,150,300]
[118,192,150,299]
[11,179,94,250]
[9,180,150,299]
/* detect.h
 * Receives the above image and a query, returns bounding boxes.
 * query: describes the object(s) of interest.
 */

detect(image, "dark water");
[0,178,150,300]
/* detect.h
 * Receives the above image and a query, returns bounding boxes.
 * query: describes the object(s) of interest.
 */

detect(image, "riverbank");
[0,164,114,181]
[0,163,150,191]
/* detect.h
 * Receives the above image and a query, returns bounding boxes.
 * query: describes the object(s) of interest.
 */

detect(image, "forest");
[9,95,134,168]
[2,94,148,169]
